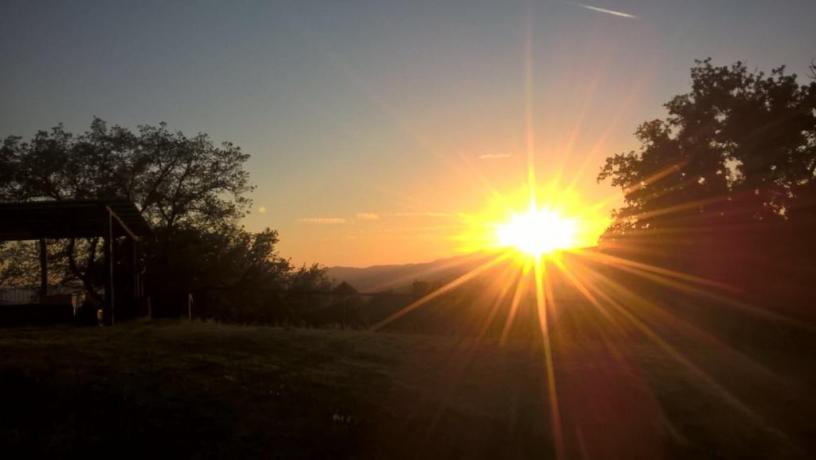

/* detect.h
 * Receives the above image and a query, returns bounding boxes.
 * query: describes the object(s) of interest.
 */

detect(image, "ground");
[0,321,813,458]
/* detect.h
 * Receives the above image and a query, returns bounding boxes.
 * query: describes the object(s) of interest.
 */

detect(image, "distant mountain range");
[326,248,607,293]
[326,252,498,292]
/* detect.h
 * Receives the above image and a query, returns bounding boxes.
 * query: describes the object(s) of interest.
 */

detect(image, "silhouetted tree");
[0,118,292,310]
[598,59,816,235]
[288,264,333,293]
[597,60,816,322]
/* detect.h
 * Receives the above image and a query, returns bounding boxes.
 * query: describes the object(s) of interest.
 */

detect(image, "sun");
[496,207,579,256]
[453,181,609,258]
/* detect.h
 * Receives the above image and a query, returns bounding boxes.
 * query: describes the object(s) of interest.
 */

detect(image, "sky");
[1,0,814,267]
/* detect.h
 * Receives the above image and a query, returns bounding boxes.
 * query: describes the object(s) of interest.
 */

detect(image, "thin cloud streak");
[389,212,456,218]
[298,217,347,224]
[478,153,513,160]
[356,212,380,221]
[568,2,637,19]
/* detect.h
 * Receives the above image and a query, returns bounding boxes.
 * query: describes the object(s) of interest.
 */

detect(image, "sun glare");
[454,181,609,259]
[496,207,578,256]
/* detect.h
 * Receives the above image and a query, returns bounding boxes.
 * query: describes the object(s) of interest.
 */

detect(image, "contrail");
[567,2,637,19]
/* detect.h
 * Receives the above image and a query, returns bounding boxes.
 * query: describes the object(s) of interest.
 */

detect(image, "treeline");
[186,280,431,328]
[189,274,552,344]
[597,59,816,322]
[0,119,332,319]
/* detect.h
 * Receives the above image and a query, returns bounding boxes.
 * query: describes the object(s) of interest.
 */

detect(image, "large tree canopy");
[0,119,328,310]
[597,60,816,318]
[598,60,816,234]
[1,118,252,231]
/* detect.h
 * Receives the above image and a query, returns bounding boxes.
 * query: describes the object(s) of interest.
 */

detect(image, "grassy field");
[0,321,813,458]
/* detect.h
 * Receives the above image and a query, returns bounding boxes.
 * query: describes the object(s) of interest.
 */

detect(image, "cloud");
[298,217,347,224]
[478,153,512,160]
[356,212,380,221]
[389,212,455,218]
[567,2,637,19]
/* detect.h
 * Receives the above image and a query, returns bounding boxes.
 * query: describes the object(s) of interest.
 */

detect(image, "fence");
[149,287,416,328]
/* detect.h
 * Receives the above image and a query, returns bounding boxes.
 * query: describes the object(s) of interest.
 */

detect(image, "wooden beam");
[105,205,140,241]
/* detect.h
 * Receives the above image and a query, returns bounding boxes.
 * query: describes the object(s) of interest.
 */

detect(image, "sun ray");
[500,258,532,344]
[550,257,640,352]
[578,250,737,292]
[616,195,732,224]
[619,159,690,198]
[477,262,525,340]
[363,251,499,293]
[419,263,530,438]
[582,251,815,331]
[523,12,538,211]
[560,261,795,444]
[560,262,755,412]
[369,251,511,331]
[551,257,614,323]
[569,259,792,383]
[533,257,565,460]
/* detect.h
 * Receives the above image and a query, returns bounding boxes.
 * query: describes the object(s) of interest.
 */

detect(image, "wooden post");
[120,236,138,319]
[104,209,115,325]
[132,239,140,316]
[38,238,47,301]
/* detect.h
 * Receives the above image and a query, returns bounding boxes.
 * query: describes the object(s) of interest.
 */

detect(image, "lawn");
[0,321,813,458]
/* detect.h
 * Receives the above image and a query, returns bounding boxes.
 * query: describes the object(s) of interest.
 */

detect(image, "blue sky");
[2,0,814,266]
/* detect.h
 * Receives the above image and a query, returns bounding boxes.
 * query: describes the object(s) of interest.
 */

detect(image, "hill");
[326,252,495,292]
[0,321,813,458]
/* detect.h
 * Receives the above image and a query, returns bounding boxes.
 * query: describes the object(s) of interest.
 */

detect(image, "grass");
[0,320,813,458]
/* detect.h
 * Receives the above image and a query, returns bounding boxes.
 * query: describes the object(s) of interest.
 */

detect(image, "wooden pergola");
[0,200,151,324]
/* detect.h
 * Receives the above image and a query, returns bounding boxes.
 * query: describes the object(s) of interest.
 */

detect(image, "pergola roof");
[0,200,152,241]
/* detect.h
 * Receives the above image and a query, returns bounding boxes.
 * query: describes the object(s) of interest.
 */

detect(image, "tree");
[0,118,287,305]
[598,59,816,235]
[597,60,816,320]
